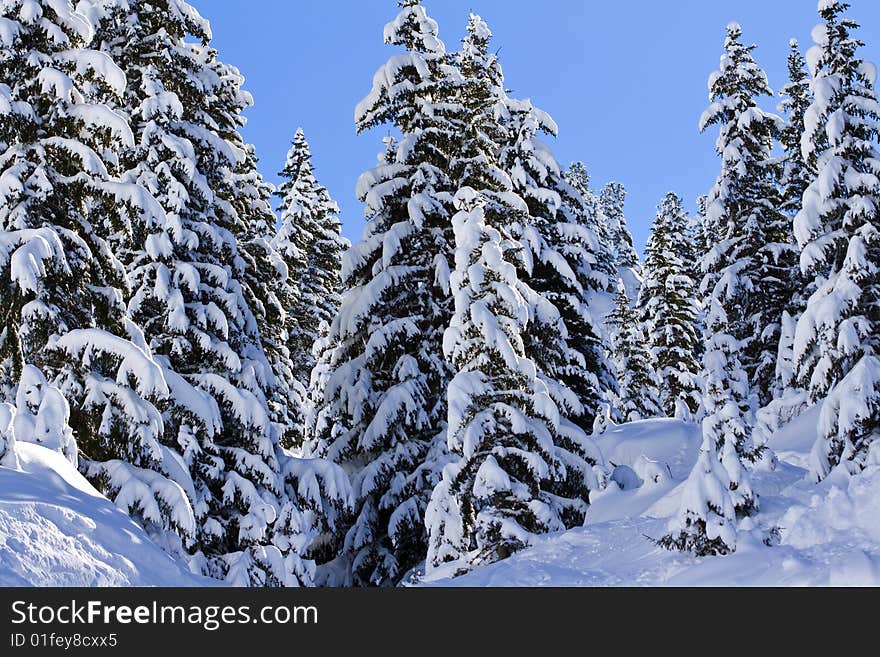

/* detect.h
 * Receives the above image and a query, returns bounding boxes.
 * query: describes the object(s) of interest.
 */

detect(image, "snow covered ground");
[424,410,880,586]
[0,443,208,587]
[2,407,877,587]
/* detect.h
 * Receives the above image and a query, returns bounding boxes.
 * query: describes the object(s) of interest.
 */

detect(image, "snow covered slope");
[424,414,880,586]
[0,443,209,587]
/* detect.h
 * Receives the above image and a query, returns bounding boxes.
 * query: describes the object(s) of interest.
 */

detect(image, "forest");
[0,0,877,587]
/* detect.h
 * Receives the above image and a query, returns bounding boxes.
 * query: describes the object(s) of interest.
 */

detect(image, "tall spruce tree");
[307,0,462,586]
[565,163,618,293]
[274,129,346,445]
[700,22,798,408]
[598,181,643,286]
[637,193,702,417]
[424,16,600,574]
[779,40,814,220]
[772,40,814,394]
[794,0,880,480]
[0,0,201,547]
[700,300,759,515]
[88,0,336,586]
[426,188,599,574]
[606,284,663,422]
[497,97,616,433]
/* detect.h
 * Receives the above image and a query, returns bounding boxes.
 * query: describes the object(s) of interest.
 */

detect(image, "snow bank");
[423,411,880,587]
[0,443,209,587]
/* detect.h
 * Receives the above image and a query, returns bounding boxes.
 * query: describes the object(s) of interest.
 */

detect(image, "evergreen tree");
[565,163,618,293]
[771,40,813,397]
[307,0,462,586]
[231,140,302,451]
[700,22,798,408]
[598,181,642,283]
[606,284,663,422]
[794,0,880,479]
[0,0,194,545]
[498,97,616,433]
[89,0,327,586]
[426,188,599,573]
[637,193,702,417]
[779,39,814,219]
[700,301,759,515]
[657,432,737,556]
[274,129,347,448]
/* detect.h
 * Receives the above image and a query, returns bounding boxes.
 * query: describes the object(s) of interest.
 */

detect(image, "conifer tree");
[779,40,814,220]
[606,285,663,422]
[307,0,462,586]
[772,40,813,404]
[88,0,327,585]
[0,0,198,546]
[598,181,642,284]
[565,163,618,292]
[274,128,347,438]
[794,0,880,479]
[700,23,798,408]
[497,98,615,433]
[231,140,302,450]
[700,301,759,515]
[426,188,599,573]
[637,193,702,417]
[657,432,737,556]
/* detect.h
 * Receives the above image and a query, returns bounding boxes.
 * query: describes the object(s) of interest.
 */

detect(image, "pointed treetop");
[384,0,443,53]
[702,22,773,132]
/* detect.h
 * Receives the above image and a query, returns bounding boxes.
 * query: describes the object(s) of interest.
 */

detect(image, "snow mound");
[0,443,209,587]
[423,412,880,586]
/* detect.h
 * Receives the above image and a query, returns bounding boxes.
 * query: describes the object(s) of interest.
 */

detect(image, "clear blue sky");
[204,0,880,251]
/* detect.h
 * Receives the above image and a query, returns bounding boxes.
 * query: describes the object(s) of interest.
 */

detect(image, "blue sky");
[204,0,880,251]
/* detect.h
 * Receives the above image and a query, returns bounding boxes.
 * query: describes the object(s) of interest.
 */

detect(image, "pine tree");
[637,193,702,417]
[307,0,462,586]
[779,39,814,220]
[0,0,195,545]
[232,140,302,451]
[657,433,737,556]
[425,188,599,573]
[565,163,618,293]
[274,129,346,449]
[794,0,880,480]
[700,301,759,515]
[89,0,326,585]
[700,22,798,408]
[606,285,663,422]
[497,97,616,433]
[598,181,642,283]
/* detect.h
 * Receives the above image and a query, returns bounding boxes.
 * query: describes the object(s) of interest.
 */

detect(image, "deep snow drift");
[424,411,880,586]
[1,408,877,587]
[0,443,208,587]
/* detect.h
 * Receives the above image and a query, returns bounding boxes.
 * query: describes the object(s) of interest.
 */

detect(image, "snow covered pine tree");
[497,95,615,435]
[426,188,600,574]
[425,15,601,575]
[700,22,800,409]
[637,193,702,418]
[87,0,350,586]
[0,0,201,549]
[274,129,347,448]
[598,180,643,290]
[606,284,663,422]
[794,0,880,479]
[306,0,462,586]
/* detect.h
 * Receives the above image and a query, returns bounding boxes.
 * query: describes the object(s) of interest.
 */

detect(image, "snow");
[423,413,880,586]
[0,443,209,587]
